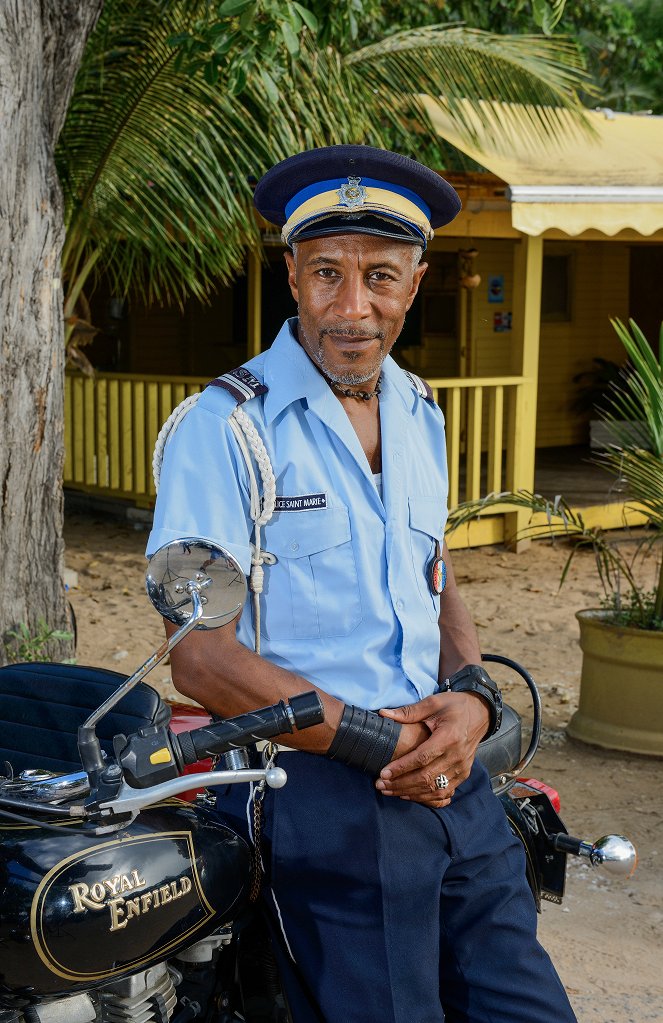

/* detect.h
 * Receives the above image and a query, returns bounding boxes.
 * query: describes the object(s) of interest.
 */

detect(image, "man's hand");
[374,692,490,808]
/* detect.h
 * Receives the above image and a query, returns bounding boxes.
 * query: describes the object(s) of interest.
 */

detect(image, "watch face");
[428,556,447,595]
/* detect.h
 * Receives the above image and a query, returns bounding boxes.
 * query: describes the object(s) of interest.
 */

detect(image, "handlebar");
[0,692,325,834]
[175,692,324,766]
[116,691,324,790]
[76,690,326,831]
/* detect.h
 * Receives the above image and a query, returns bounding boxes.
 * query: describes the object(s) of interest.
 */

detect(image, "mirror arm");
[77,588,204,782]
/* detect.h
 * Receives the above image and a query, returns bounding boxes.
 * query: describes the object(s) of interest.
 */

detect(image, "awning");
[421,100,663,237]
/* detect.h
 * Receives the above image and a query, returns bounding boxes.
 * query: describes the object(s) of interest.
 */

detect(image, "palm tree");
[58,0,591,366]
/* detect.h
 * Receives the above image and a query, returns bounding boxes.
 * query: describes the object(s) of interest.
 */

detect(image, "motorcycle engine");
[2,953,198,1023]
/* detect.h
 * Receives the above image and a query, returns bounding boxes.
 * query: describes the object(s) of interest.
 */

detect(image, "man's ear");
[284,250,299,302]
[405,261,428,312]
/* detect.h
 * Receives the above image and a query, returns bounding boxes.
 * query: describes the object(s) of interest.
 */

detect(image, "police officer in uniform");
[148,145,577,1023]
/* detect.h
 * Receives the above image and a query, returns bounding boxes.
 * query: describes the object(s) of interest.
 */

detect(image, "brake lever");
[87,765,288,833]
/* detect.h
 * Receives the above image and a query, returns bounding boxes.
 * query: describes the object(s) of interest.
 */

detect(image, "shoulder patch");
[404,371,434,402]
[208,366,268,404]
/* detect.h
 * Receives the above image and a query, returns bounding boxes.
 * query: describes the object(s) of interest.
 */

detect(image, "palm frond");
[604,318,663,456]
[600,448,663,530]
[446,489,641,601]
[59,3,382,307]
[60,4,263,303]
[59,5,593,311]
[344,26,592,152]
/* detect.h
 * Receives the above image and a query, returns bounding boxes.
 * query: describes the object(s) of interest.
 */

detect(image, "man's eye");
[316,268,338,278]
[369,272,394,282]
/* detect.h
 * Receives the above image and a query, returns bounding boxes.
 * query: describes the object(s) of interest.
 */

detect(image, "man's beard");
[300,323,387,386]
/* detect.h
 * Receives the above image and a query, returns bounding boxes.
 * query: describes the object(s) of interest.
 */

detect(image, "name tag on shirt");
[274,493,327,512]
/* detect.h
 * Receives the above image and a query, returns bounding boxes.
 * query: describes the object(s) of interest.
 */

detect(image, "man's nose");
[333,273,372,320]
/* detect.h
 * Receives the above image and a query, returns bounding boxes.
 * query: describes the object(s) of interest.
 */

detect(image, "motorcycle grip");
[551,833,584,856]
[175,692,324,766]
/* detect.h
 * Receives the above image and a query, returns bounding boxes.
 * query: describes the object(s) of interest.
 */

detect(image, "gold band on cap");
[282,186,434,245]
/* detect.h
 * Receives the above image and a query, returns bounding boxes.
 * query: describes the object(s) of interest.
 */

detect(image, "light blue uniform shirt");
[147,319,449,710]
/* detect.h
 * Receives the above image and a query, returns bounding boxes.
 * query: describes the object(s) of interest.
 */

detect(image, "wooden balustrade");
[64,371,530,512]
[64,372,209,502]
[426,376,528,506]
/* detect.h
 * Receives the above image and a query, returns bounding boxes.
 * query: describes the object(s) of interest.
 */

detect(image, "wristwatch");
[443,664,503,739]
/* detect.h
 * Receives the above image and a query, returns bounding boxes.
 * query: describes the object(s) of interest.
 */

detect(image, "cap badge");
[338,176,366,209]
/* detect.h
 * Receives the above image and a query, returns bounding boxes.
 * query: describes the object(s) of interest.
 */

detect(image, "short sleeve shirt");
[147,319,449,711]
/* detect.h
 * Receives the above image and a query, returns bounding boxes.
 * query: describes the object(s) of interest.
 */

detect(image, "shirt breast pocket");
[259,505,362,641]
[408,497,446,622]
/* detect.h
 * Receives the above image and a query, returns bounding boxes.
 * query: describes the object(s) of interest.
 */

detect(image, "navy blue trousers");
[216,754,576,1023]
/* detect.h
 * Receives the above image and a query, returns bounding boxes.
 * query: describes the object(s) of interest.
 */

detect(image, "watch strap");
[445,664,503,739]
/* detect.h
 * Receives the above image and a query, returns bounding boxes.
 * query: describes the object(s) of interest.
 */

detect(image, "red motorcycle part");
[518,777,561,813]
[168,701,212,801]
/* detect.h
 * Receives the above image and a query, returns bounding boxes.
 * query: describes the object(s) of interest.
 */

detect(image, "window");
[541,254,572,321]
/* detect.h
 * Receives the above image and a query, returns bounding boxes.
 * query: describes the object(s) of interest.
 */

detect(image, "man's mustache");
[319,326,385,341]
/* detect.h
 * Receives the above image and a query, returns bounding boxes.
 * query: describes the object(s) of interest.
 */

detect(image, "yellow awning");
[422,100,663,237]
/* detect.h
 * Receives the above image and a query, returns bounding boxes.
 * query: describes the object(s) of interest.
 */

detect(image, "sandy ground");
[64,513,663,1023]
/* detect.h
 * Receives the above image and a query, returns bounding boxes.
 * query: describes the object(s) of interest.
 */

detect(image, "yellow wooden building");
[64,107,663,548]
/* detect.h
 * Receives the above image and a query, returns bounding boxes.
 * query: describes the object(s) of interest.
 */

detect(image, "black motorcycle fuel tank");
[0,800,251,1005]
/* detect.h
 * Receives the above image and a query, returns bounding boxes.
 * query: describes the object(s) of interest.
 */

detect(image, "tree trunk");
[0,1,104,664]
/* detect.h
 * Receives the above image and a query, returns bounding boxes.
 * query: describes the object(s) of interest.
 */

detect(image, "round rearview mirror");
[146,539,247,630]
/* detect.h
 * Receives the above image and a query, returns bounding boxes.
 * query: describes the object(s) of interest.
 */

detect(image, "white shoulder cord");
[153,395,276,654]
[226,406,276,653]
[152,393,200,491]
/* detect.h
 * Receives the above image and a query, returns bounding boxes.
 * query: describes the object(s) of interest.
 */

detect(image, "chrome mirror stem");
[78,588,204,780]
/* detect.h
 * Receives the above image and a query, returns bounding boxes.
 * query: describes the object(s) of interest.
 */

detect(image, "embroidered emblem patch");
[428,555,447,596]
[274,493,327,512]
[338,176,366,209]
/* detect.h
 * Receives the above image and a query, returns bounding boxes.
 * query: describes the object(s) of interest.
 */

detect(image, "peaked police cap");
[253,144,461,249]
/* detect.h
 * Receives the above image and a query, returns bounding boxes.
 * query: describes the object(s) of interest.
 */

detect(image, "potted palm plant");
[448,318,663,756]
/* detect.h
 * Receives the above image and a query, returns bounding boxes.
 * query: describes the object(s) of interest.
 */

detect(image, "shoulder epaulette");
[208,366,268,403]
[404,371,434,402]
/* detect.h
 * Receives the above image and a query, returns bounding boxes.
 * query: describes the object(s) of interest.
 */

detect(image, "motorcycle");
[0,538,637,1023]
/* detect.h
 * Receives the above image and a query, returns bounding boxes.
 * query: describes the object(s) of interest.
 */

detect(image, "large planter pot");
[567,609,663,756]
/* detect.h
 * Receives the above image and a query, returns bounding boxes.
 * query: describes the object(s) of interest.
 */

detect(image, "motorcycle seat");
[476,703,522,782]
[0,662,170,775]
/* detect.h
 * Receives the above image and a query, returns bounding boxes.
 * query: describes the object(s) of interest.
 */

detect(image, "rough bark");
[0,0,104,663]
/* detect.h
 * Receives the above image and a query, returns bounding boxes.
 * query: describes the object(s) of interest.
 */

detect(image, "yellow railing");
[64,372,209,503]
[427,376,529,507]
[64,371,532,513]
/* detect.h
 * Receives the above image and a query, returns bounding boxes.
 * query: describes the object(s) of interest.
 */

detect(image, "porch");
[64,108,660,547]
[63,370,646,548]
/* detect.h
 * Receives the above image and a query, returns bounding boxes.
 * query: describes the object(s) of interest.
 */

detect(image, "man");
[148,145,576,1023]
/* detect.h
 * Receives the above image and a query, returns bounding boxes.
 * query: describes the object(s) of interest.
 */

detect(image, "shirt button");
[396,599,404,611]
[290,541,299,552]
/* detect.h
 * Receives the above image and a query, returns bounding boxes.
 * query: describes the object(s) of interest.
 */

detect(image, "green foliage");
[3,621,75,664]
[58,0,591,357]
[447,319,663,631]
[374,0,663,112]
[601,587,663,632]
[603,318,663,462]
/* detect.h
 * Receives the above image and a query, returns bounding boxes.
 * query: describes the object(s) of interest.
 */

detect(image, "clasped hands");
[375,691,490,808]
